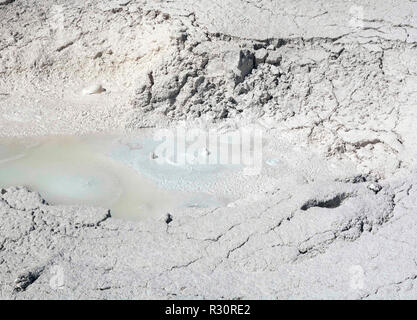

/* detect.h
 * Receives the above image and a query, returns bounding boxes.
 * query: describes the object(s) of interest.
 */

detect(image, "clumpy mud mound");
[1,0,416,179]
[129,30,416,179]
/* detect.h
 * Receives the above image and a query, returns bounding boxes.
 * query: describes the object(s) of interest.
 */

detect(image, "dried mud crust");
[0,176,416,299]
[1,1,416,178]
[1,0,417,299]
[128,34,415,179]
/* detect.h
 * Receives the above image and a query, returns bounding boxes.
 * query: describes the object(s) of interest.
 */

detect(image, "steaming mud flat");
[0,134,231,219]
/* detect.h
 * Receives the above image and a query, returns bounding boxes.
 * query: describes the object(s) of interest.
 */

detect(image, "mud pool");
[0,135,231,219]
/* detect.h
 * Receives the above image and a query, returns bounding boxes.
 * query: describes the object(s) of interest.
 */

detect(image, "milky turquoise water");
[0,135,228,219]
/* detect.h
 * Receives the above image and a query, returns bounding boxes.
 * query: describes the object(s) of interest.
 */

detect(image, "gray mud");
[1,0,417,299]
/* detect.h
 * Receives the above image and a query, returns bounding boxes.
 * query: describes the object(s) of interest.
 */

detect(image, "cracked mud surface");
[1,0,417,299]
